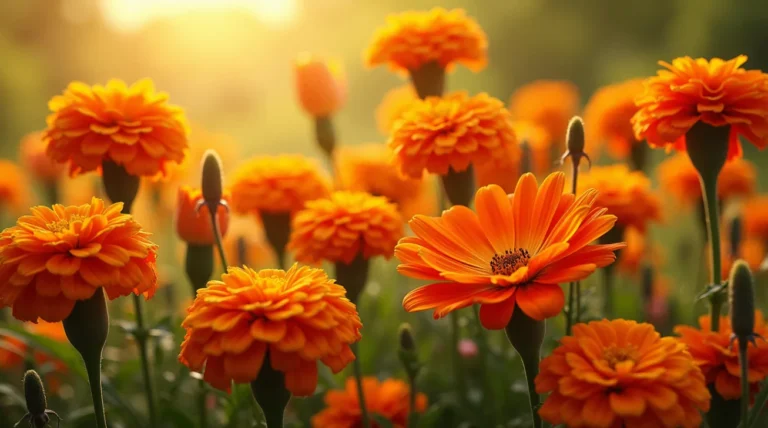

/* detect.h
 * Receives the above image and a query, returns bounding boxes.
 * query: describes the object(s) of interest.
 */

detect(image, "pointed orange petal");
[512,173,539,250]
[529,172,565,252]
[515,283,564,320]
[474,185,515,253]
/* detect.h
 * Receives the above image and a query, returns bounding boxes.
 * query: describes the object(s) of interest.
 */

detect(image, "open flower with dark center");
[397,172,623,327]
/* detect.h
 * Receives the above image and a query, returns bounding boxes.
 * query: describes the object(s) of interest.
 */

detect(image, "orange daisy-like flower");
[0,160,31,215]
[312,377,428,428]
[175,186,230,246]
[335,144,437,220]
[398,172,623,327]
[229,155,331,215]
[633,56,768,159]
[577,165,662,232]
[388,91,516,179]
[294,53,347,117]
[676,312,768,400]
[583,78,645,158]
[288,191,403,265]
[508,80,580,142]
[20,131,66,184]
[44,79,188,177]
[537,319,710,428]
[178,264,362,395]
[743,195,768,241]
[375,84,419,135]
[0,197,158,322]
[364,8,487,73]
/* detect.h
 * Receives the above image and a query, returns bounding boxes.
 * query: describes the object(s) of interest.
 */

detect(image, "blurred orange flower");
[583,78,645,158]
[288,191,403,265]
[618,227,650,275]
[658,154,756,209]
[44,79,188,177]
[375,85,419,135]
[223,215,274,269]
[294,53,347,117]
[229,155,331,215]
[178,264,362,395]
[399,172,623,327]
[0,160,31,215]
[721,237,766,280]
[365,8,487,73]
[0,197,158,322]
[743,195,768,241]
[473,141,520,194]
[508,80,580,143]
[20,131,65,184]
[0,322,68,392]
[312,377,428,428]
[577,165,662,232]
[537,319,710,428]
[335,143,437,219]
[633,56,768,159]
[676,312,768,400]
[175,186,230,246]
[388,92,516,179]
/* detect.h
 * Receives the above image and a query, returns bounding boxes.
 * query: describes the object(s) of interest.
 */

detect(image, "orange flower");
[229,155,331,216]
[223,215,275,269]
[0,197,158,322]
[577,165,662,232]
[288,191,403,265]
[294,53,347,117]
[312,377,428,428]
[743,195,768,241]
[583,79,645,158]
[617,227,646,275]
[537,319,710,428]
[675,312,768,400]
[388,91,516,179]
[398,172,623,327]
[20,131,65,183]
[178,264,362,395]
[364,8,487,73]
[721,237,766,280]
[375,85,419,135]
[633,56,768,159]
[476,121,553,191]
[335,143,437,219]
[175,186,230,246]
[0,322,68,392]
[508,80,580,142]
[44,79,188,177]
[0,160,31,215]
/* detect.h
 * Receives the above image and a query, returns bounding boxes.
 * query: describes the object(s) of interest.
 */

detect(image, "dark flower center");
[490,248,531,275]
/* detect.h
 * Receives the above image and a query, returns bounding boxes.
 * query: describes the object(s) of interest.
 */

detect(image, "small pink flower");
[458,339,478,358]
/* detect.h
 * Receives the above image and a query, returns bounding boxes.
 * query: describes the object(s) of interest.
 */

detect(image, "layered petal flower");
[583,78,645,158]
[508,80,580,143]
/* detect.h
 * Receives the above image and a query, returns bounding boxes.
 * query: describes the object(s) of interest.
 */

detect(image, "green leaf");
[747,379,768,427]
[0,327,86,379]
[371,413,394,428]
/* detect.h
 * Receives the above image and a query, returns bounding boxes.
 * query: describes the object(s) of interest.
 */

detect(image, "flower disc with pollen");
[398,172,624,327]
[178,264,362,395]
[0,197,158,322]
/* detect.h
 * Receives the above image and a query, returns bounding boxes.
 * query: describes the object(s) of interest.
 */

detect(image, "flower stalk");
[351,342,371,428]
[250,355,291,428]
[262,213,292,269]
[505,307,545,428]
[398,324,421,428]
[409,61,445,99]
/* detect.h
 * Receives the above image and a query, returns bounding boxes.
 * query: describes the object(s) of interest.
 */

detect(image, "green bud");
[729,259,755,340]
[23,370,47,415]
[101,161,140,214]
[565,116,585,156]
[201,150,224,210]
[315,117,337,158]
[397,323,420,380]
[398,323,415,352]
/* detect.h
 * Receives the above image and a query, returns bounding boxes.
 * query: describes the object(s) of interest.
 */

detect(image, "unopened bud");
[201,150,224,209]
[729,260,755,340]
[397,323,420,379]
[398,323,415,352]
[566,116,586,156]
[23,370,47,415]
[101,160,139,213]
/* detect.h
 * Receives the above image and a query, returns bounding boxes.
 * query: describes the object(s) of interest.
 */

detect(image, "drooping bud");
[101,160,140,214]
[729,260,755,341]
[201,150,224,210]
[23,370,47,416]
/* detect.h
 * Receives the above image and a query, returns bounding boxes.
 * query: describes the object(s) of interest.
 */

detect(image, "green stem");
[250,355,290,428]
[739,338,750,426]
[450,311,467,407]
[565,153,581,333]
[85,358,108,428]
[603,266,615,319]
[407,375,417,428]
[702,172,724,332]
[566,283,575,335]
[132,294,157,428]
[505,309,544,428]
[351,342,370,428]
[209,210,228,268]
[520,354,542,428]
[198,380,207,428]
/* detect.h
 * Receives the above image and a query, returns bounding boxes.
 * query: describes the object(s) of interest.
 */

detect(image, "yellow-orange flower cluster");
[375,85,419,135]
[0,160,31,215]
[20,131,66,184]
[294,53,347,117]
[178,264,362,395]
[0,197,158,322]
[288,191,403,265]
[388,91,516,179]
[676,312,768,400]
[175,186,230,246]
[583,78,645,158]
[44,79,188,177]
[508,80,580,142]
[633,56,768,159]
[743,195,768,241]
[537,319,710,428]
[365,8,487,73]
[312,377,428,428]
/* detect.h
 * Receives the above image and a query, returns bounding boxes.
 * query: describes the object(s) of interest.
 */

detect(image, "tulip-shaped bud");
[294,53,346,118]
[398,323,420,380]
[101,160,139,213]
[201,150,224,211]
[729,260,756,343]
[16,370,62,428]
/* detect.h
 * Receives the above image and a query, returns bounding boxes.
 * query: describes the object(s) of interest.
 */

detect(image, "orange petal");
[515,283,564,320]
[478,297,516,330]
[403,282,492,313]
[223,341,266,383]
[474,185,515,253]
[512,173,539,250]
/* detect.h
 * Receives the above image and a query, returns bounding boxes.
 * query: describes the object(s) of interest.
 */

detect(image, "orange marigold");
[508,80,580,142]
[178,264,362,395]
[288,191,403,265]
[577,165,662,232]
[312,377,428,428]
[294,53,347,117]
[676,312,768,400]
[398,172,623,326]
[743,195,768,241]
[0,197,158,322]
[375,84,419,135]
[44,79,188,177]
[229,155,331,215]
[175,186,230,246]
[633,56,768,159]
[388,91,516,179]
[583,78,645,158]
[537,319,710,428]
[364,8,487,73]
[0,160,31,215]
[20,131,66,183]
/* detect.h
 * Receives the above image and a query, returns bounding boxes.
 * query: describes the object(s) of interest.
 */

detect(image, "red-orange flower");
[312,377,428,428]
[0,197,158,322]
[175,186,230,246]
[675,312,768,400]
[388,91,516,179]
[537,319,710,428]
[44,79,188,177]
[294,53,347,117]
[364,8,487,73]
[398,172,623,327]
[633,56,768,159]
[376,85,419,135]
[583,79,645,158]
[0,160,31,215]
[743,195,768,241]
[20,131,66,184]
[509,80,580,142]
[178,264,362,395]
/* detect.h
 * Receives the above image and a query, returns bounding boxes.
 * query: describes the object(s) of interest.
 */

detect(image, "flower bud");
[397,323,420,380]
[23,370,47,416]
[176,186,230,246]
[101,160,139,213]
[294,53,346,117]
[398,323,415,352]
[729,259,755,340]
[566,116,586,156]
[201,150,224,209]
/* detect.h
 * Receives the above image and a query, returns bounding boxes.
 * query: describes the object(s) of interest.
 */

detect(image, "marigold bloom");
[583,79,645,158]
[658,153,755,209]
[743,195,768,241]
[44,79,188,177]
[229,155,331,215]
[676,312,768,400]
[537,319,710,428]
[577,165,662,232]
[633,56,768,159]
[175,186,230,246]
[365,8,487,73]
[0,160,30,215]
[312,377,427,428]
[617,227,646,275]
[375,85,419,135]
[223,215,274,269]
[509,80,580,142]
[398,172,623,326]
[294,53,347,117]
[388,91,516,179]
[20,131,65,184]
[0,197,158,322]
[178,264,362,395]
[288,191,403,265]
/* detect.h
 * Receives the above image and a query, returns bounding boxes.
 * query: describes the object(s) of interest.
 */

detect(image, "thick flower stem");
[707,385,740,428]
[262,213,291,270]
[132,294,158,428]
[351,342,371,428]
[198,380,207,428]
[566,155,580,335]
[185,244,214,293]
[703,172,725,331]
[407,376,417,428]
[739,338,750,426]
[315,116,337,163]
[440,166,475,208]
[409,61,445,99]
[250,355,291,428]
[505,309,544,428]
